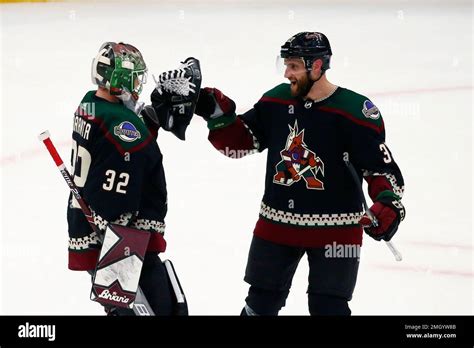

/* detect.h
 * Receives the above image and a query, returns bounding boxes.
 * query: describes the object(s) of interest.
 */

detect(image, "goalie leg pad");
[138,253,174,315]
[96,252,175,316]
[90,224,151,309]
[138,255,188,315]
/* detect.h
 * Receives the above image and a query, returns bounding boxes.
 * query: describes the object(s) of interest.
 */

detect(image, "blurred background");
[0,0,472,315]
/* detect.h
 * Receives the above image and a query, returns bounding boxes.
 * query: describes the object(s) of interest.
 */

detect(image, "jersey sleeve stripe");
[259,96,297,105]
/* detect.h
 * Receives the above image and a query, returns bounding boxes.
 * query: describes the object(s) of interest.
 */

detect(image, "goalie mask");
[91,42,148,101]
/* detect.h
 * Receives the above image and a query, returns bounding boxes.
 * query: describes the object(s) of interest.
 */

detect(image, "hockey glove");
[195,87,237,130]
[154,57,202,105]
[148,57,202,140]
[359,193,406,241]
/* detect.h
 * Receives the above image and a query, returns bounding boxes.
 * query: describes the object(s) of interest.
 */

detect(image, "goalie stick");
[344,160,403,262]
[38,130,155,315]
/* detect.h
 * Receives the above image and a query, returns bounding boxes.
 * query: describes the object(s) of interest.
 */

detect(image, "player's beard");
[290,74,311,97]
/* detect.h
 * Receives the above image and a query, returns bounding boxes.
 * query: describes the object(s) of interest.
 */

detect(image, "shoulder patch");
[105,112,151,154]
[361,100,380,120]
[113,121,142,142]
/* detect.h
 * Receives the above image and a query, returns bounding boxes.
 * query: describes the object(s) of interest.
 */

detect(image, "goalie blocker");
[91,223,187,316]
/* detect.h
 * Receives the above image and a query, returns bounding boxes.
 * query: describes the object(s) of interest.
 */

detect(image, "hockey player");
[194,32,405,315]
[68,42,199,315]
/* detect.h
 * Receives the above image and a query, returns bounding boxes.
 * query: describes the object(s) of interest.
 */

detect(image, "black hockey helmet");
[280,32,332,72]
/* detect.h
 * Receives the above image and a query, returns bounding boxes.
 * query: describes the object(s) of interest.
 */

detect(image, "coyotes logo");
[273,121,324,190]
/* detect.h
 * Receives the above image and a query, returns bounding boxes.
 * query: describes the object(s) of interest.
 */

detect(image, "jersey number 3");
[103,170,130,194]
[379,143,392,163]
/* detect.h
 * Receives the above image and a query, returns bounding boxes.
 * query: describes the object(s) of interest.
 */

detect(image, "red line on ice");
[370,85,472,97]
[373,264,473,278]
[1,139,71,167]
[406,240,473,251]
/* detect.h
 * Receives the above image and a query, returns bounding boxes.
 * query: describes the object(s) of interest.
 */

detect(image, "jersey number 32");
[71,140,129,210]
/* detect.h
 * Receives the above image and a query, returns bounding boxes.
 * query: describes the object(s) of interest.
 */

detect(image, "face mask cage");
[131,69,148,96]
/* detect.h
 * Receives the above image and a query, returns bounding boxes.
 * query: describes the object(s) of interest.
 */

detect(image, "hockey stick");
[38,130,156,315]
[287,164,313,184]
[344,160,402,262]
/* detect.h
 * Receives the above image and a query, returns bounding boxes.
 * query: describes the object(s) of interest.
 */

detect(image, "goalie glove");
[147,57,202,140]
[155,57,201,103]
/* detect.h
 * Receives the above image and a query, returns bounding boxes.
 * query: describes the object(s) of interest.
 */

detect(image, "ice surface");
[0,0,472,315]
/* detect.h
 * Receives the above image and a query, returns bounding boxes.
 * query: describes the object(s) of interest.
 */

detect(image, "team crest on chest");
[273,121,325,190]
